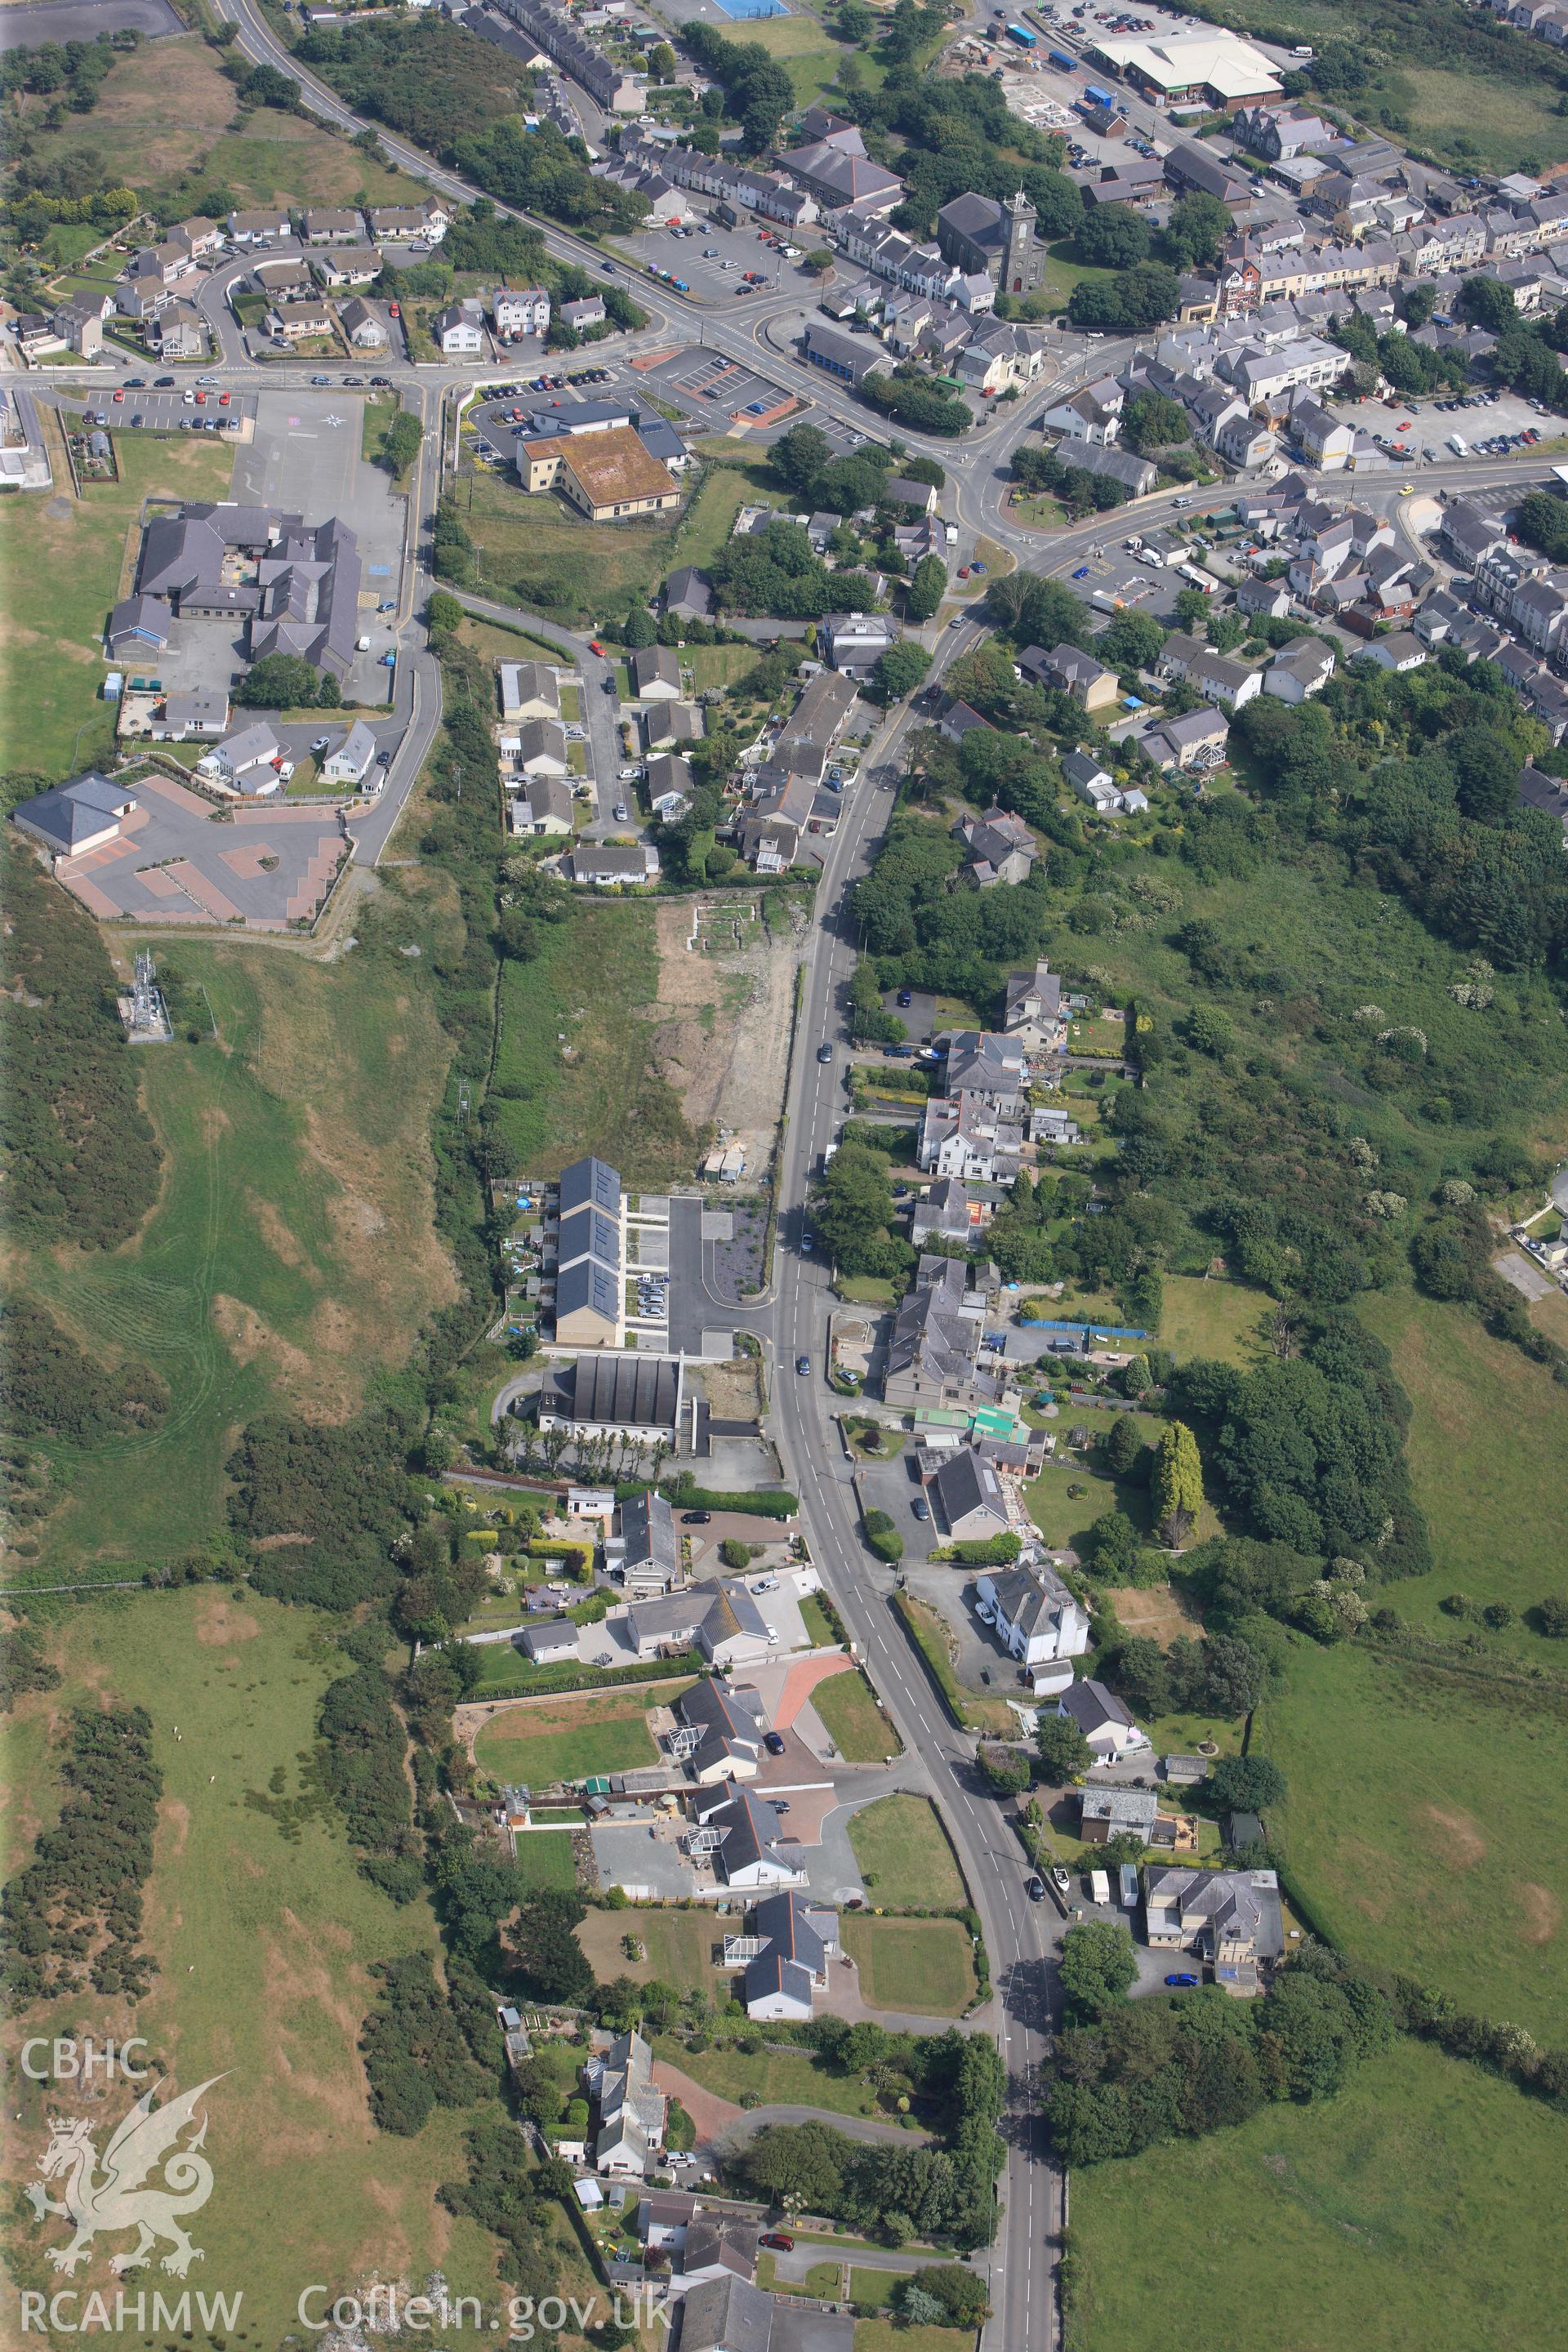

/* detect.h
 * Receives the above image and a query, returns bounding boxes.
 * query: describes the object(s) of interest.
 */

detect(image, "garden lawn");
[511,1831,579,1890]
[840,1916,976,2016]
[1259,1637,1568,2041]
[7,934,455,1578]
[1067,2034,1568,2352]
[1156,1274,1270,1368]
[848,2269,902,2310]
[576,1905,724,1988]
[853,2323,970,2352]
[0,428,234,777]
[472,1691,661,1784]
[1021,1415,1184,1554]
[847,1794,966,1911]
[0,1591,506,2344]
[675,465,782,574]
[650,2037,881,2120]
[812,1668,902,1763]
[490,898,697,1183]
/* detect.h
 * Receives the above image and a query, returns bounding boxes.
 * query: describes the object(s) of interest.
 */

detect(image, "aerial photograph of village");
[2,0,1566,2342]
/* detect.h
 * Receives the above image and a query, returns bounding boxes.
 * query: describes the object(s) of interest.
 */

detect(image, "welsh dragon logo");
[25,2075,226,2278]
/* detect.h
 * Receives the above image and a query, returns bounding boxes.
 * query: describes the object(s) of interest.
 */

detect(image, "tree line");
[1,833,161,1251]
[0,1707,161,2005]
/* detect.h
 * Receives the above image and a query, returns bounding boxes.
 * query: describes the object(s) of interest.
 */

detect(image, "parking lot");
[55,768,350,929]
[1324,385,1560,467]
[59,385,256,438]
[615,209,820,310]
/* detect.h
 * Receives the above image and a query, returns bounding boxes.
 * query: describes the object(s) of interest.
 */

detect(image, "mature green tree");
[1077,203,1150,270]
[1152,1421,1205,1547]
[1098,608,1165,670]
[1206,1753,1287,1812]
[743,2121,847,2212]
[1121,391,1190,453]
[1059,1921,1138,2017]
[870,639,933,705]
[1157,190,1232,270]
[236,653,327,709]
[1086,1508,1141,1579]
[1201,1633,1267,1718]
[978,1743,1032,1795]
[772,421,833,501]
[1035,1712,1093,1782]
[1102,1414,1143,1477]
[905,555,947,622]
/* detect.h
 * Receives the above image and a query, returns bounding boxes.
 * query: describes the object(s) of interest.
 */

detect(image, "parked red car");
[759,2233,795,2252]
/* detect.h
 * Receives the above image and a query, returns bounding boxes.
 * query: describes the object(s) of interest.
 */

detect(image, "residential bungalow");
[565,842,660,886]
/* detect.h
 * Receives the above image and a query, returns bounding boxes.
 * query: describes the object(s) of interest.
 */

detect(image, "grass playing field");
[847,1795,967,1912]
[7,931,456,1579]
[472,1691,662,1785]
[1067,2034,1568,2352]
[811,1668,902,1762]
[840,1916,977,2016]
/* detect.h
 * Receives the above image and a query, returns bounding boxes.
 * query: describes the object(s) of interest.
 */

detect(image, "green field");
[491,898,698,1183]
[812,1668,902,1763]
[848,1794,967,1912]
[12,33,416,219]
[1260,1628,1568,2041]
[0,1591,507,2341]
[840,1915,977,2016]
[460,465,680,626]
[1357,1289,1568,1635]
[472,1691,661,1784]
[512,1831,580,1889]
[651,2036,883,2119]
[0,429,234,777]
[1208,0,1568,174]
[1067,2034,1568,2352]
[6,932,456,1578]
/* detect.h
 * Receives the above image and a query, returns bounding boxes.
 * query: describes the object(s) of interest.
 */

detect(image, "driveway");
[590,1824,698,1900]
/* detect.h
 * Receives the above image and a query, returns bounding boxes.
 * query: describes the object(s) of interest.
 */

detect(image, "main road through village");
[22,10,1566,2336]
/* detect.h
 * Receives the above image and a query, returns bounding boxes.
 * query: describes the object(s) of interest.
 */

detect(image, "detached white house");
[977,1563,1090,1671]
[1057,1676,1151,1759]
